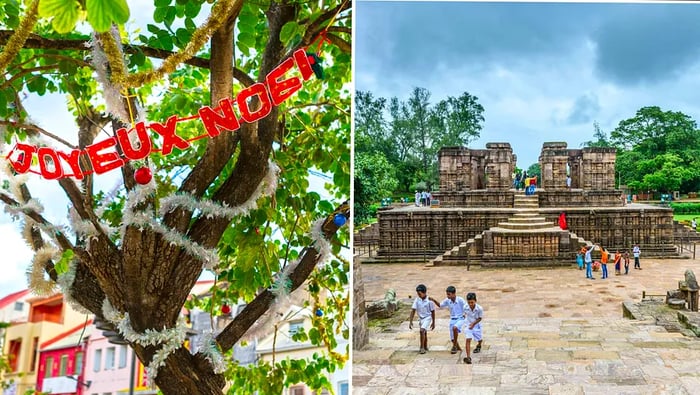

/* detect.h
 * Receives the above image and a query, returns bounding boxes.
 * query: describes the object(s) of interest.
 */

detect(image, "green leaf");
[279,21,299,46]
[154,0,170,7]
[38,0,80,33]
[175,28,192,46]
[86,0,130,32]
[238,32,256,49]
[55,250,74,275]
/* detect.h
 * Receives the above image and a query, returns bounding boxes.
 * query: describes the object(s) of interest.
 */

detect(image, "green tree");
[354,152,399,223]
[582,121,612,148]
[611,107,700,193]
[0,1,350,394]
[354,90,388,156]
[431,92,485,148]
[527,163,541,182]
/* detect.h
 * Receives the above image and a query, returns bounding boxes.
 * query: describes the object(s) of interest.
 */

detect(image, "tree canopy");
[0,1,351,394]
[604,107,700,193]
[354,87,484,224]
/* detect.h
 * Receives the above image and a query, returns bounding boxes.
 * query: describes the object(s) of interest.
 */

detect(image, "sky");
[355,0,700,168]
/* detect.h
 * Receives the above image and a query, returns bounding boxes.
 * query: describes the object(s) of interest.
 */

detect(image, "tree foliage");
[607,106,700,193]
[353,87,484,224]
[353,152,398,223]
[0,1,351,394]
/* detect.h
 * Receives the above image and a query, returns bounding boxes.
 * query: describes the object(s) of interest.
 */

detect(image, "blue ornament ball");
[333,213,347,227]
[315,308,323,317]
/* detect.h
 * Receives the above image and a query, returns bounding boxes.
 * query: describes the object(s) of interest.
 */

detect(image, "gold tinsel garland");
[100,0,241,89]
[0,0,40,74]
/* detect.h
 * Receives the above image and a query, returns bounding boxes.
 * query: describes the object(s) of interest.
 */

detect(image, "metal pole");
[129,349,136,395]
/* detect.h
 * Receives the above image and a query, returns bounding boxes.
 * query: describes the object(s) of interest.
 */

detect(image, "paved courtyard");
[353,257,700,394]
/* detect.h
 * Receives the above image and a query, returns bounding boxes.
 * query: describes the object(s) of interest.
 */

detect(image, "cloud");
[0,220,33,296]
[566,93,601,125]
[591,5,700,85]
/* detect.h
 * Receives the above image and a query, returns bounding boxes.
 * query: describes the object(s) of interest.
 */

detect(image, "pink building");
[83,327,155,395]
[37,320,92,395]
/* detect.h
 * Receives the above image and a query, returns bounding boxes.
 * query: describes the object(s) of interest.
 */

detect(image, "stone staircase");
[430,193,591,267]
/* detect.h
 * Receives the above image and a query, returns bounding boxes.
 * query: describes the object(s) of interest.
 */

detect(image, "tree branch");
[0,30,255,87]
[215,202,349,352]
[326,32,350,54]
[0,120,77,149]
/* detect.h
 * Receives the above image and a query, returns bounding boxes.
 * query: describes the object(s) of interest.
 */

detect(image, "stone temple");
[371,142,677,266]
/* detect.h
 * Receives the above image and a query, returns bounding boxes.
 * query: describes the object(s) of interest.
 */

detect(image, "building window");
[59,354,68,376]
[288,321,303,336]
[118,345,127,369]
[105,347,115,370]
[338,381,348,395]
[30,337,39,372]
[8,339,21,372]
[44,356,53,378]
[93,349,102,372]
[289,386,305,395]
[14,301,23,311]
[75,352,84,375]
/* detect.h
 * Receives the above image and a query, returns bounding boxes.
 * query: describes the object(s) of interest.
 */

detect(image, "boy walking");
[430,286,467,354]
[462,292,483,364]
[633,244,642,270]
[409,284,435,354]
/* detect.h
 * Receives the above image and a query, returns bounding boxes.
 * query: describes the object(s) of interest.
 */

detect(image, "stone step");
[508,216,547,223]
[495,222,560,230]
[513,212,540,217]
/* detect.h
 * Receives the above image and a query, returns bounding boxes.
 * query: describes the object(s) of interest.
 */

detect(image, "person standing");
[585,244,596,280]
[692,218,697,232]
[600,247,609,279]
[414,190,421,207]
[614,250,622,275]
[633,244,642,270]
[566,175,571,189]
[623,250,630,274]
[576,251,584,270]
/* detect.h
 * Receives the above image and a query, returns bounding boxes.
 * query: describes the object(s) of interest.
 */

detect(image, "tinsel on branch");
[197,331,226,374]
[98,0,241,89]
[57,259,91,314]
[310,217,332,266]
[0,0,39,73]
[27,246,59,296]
[102,298,188,383]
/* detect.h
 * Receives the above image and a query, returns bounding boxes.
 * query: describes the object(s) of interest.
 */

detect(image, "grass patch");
[674,214,700,223]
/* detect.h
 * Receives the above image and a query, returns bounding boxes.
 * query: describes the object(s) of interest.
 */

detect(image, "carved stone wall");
[539,142,570,190]
[433,190,515,208]
[377,207,676,258]
[581,147,617,190]
[437,143,514,192]
[352,255,369,349]
[537,190,623,207]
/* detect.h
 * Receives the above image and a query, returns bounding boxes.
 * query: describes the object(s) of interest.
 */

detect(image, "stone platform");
[354,259,700,394]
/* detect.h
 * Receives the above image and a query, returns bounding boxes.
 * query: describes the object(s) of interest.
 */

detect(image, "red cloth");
[558,212,567,230]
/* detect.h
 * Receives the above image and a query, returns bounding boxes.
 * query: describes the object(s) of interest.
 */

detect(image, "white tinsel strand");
[57,259,91,315]
[21,218,37,247]
[88,33,130,124]
[159,160,279,220]
[95,181,124,218]
[3,197,44,220]
[103,298,188,383]
[27,246,59,296]
[197,331,226,374]
[68,207,118,241]
[310,218,332,266]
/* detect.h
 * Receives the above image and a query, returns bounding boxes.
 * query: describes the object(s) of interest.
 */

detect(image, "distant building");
[256,305,349,395]
[2,293,86,395]
[83,327,155,395]
[37,321,92,395]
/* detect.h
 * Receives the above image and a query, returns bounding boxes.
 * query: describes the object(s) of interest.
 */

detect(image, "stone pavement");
[353,258,700,394]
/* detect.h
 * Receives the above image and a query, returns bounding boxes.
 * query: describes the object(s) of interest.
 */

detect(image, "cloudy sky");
[355,0,700,167]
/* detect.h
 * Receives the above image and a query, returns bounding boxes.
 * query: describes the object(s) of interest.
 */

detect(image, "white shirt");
[440,296,467,319]
[633,246,641,258]
[412,296,435,319]
[692,220,697,229]
[465,303,483,325]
